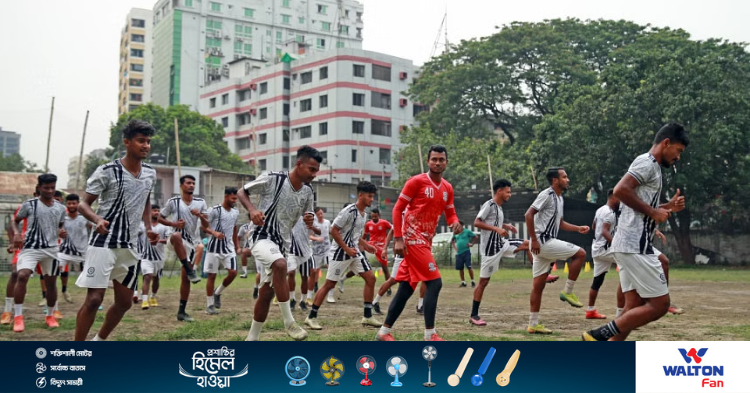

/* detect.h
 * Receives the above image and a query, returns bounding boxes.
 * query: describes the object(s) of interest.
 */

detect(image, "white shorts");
[313,254,328,267]
[254,257,262,274]
[167,238,196,259]
[532,238,580,278]
[287,255,304,273]
[326,255,372,281]
[203,253,238,273]
[57,252,85,264]
[592,252,617,277]
[75,246,140,290]
[614,252,668,298]
[17,248,60,276]
[250,239,285,284]
[480,240,523,278]
[141,259,165,276]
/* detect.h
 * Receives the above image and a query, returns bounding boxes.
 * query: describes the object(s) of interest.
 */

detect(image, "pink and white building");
[198,48,422,184]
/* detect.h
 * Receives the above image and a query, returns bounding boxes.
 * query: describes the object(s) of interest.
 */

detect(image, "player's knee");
[575,248,586,259]
[85,293,104,310]
[363,274,375,286]
[16,270,31,283]
[169,232,181,243]
[591,273,607,290]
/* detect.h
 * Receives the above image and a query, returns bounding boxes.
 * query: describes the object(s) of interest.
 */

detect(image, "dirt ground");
[1,268,748,341]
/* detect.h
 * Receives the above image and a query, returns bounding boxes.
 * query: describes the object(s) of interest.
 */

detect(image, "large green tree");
[109,104,248,172]
[0,153,42,172]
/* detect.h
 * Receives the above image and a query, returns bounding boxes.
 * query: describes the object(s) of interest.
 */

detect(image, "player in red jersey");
[365,208,392,282]
[376,145,462,342]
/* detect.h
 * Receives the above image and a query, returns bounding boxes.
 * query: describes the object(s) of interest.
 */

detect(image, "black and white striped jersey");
[592,205,618,257]
[612,153,662,255]
[531,187,564,244]
[206,205,239,254]
[476,199,506,256]
[289,217,312,258]
[87,159,156,249]
[311,218,331,257]
[160,197,208,246]
[137,222,163,261]
[237,222,254,249]
[59,213,91,257]
[243,171,314,255]
[330,204,366,261]
[16,198,66,250]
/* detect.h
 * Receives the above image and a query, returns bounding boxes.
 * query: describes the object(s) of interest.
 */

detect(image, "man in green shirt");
[452,221,477,288]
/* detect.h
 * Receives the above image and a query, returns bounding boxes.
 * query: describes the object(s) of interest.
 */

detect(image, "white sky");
[1,0,747,186]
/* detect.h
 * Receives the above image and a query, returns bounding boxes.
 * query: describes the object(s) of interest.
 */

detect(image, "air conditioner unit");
[399,125,407,132]
[224,35,231,40]
[234,54,241,59]
[250,83,257,90]
[399,98,408,107]
[250,108,257,115]
[236,37,243,42]
[222,64,229,69]
[399,71,408,80]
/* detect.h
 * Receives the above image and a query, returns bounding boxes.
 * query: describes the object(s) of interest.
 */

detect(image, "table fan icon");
[422,346,438,387]
[321,356,345,386]
[356,355,377,386]
[386,356,408,387]
[285,356,310,386]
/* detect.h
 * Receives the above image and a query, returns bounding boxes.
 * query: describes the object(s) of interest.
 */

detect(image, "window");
[379,148,391,164]
[210,97,216,108]
[345,9,350,17]
[282,14,291,25]
[130,64,144,72]
[336,41,345,48]
[294,126,312,139]
[282,0,290,7]
[267,46,271,53]
[267,29,271,36]
[413,104,426,117]
[129,93,142,102]
[131,34,144,43]
[356,12,363,21]
[319,95,328,108]
[372,65,391,81]
[185,0,193,7]
[300,99,312,112]
[130,49,144,57]
[321,22,330,31]
[206,37,222,47]
[283,103,290,115]
[259,159,267,171]
[283,129,290,142]
[259,107,268,119]
[221,117,229,127]
[205,56,221,66]
[237,113,248,126]
[243,43,252,55]
[371,92,391,109]
[316,38,325,49]
[244,7,254,17]
[353,64,365,77]
[282,156,289,169]
[300,71,312,84]
[129,78,143,86]
[339,25,349,34]
[299,16,305,24]
[131,19,145,28]
[222,93,229,105]
[319,66,328,80]
[351,149,357,162]
[236,137,250,150]
[317,4,327,13]
[352,121,364,134]
[276,31,282,43]
[210,2,221,12]
[371,119,392,136]
[353,93,365,106]
[259,133,267,144]
[276,48,282,57]
[319,151,328,163]
[283,77,290,89]
[319,122,328,135]
[260,82,268,94]
[296,34,305,43]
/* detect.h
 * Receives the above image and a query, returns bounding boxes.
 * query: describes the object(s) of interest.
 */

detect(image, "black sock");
[364,302,373,318]
[179,299,187,314]
[589,321,621,341]
[180,259,192,270]
[309,304,319,319]
[471,300,481,318]
[42,291,47,298]
[62,286,67,293]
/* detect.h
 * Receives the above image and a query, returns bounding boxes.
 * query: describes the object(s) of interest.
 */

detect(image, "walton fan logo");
[679,348,707,364]
[663,348,724,388]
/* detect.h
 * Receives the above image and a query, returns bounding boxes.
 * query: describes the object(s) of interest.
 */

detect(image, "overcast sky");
[1,0,747,186]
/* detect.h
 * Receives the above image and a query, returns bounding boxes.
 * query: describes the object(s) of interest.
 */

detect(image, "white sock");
[300,293,307,301]
[587,306,595,311]
[254,284,259,289]
[142,294,148,302]
[564,279,576,294]
[278,301,295,328]
[327,292,335,300]
[4,297,12,313]
[246,320,264,341]
[215,284,225,295]
[424,328,436,340]
[54,300,59,312]
[378,326,391,336]
[418,297,424,308]
[529,312,539,327]
[47,306,55,316]
[615,308,624,318]
[207,296,214,307]
[14,304,22,316]
[373,294,381,305]
[289,291,296,302]
[242,266,247,274]
[92,334,105,341]
[134,290,139,297]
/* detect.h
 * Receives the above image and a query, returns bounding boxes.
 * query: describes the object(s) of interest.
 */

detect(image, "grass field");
[1,266,748,341]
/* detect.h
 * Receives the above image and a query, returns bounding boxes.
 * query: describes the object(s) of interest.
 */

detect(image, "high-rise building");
[0,127,21,157]
[199,48,422,185]
[152,0,364,110]
[118,8,153,116]
[66,149,106,191]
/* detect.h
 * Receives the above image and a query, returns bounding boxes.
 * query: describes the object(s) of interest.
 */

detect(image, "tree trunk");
[667,208,696,264]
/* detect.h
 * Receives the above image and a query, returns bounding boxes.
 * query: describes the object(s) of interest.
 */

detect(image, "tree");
[109,104,249,172]
[0,153,42,173]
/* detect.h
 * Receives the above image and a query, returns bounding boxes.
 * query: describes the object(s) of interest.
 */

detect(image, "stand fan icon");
[422,346,438,387]
[356,355,377,386]
[386,356,408,387]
